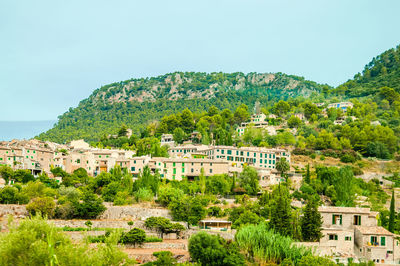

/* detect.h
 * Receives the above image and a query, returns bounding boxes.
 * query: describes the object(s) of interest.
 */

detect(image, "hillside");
[37,72,329,143]
[335,44,400,97]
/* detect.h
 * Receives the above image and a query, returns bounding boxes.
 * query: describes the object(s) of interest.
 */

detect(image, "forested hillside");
[334,44,400,97]
[37,72,329,143]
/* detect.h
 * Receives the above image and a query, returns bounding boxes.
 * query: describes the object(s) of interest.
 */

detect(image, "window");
[33,151,35,153]
[381,236,386,246]
[210,163,212,166]
[354,215,361,225]
[260,159,262,163]
[387,250,393,254]
[173,162,176,167]
[99,155,101,158]
[345,236,352,241]
[370,236,378,245]
[328,234,338,240]
[332,214,342,225]
[227,150,232,155]
[172,175,175,180]
[221,150,224,154]
[247,152,249,156]
[191,169,194,173]
[77,159,80,163]
[182,168,185,173]
[210,169,213,174]
[131,167,135,171]
[27,150,30,153]
[173,168,176,174]
[182,163,185,167]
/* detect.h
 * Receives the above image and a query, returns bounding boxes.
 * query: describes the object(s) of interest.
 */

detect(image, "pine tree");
[304,164,311,184]
[270,185,293,237]
[301,197,323,241]
[389,190,395,233]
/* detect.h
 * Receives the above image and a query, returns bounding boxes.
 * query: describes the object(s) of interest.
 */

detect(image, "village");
[0,102,399,264]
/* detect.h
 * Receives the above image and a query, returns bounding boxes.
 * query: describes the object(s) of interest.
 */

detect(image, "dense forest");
[37,72,329,143]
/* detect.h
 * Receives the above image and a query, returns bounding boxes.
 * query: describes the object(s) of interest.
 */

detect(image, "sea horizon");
[0,120,57,141]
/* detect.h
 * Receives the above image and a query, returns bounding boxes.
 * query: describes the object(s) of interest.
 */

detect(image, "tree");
[300,197,322,242]
[72,190,106,219]
[334,166,355,206]
[274,100,290,117]
[238,166,259,195]
[287,116,302,128]
[133,166,160,195]
[26,197,56,218]
[199,168,206,195]
[0,165,13,185]
[189,232,245,266]
[276,157,290,177]
[304,164,311,184]
[172,127,186,144]
[121,228,146,247]
[389,190,395,233]
[145,216,185,239]
[270,185,293,237]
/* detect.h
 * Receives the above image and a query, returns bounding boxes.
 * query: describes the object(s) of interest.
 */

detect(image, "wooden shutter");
[381,237,386,246]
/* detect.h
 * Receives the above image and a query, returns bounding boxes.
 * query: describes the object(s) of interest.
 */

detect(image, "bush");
[26,197,56,218]
[145,236,163,242]
[340,154,356,163]
[310,153,316,159]
[135,187,154,202]
[72,191,106,219]
[189,232,245,266]
[121,228,146,246]
[0,215,134,265]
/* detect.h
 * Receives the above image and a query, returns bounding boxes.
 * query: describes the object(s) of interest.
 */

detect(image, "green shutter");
[340,215,343,225]
[335,235,338,240]
[371,236,374,244]
[332,215,335,225]
[359,216,361,225]
[381,237,386,246]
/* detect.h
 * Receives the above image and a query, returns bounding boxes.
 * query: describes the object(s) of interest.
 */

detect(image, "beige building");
[354,226,399,264]
[169,145,289,170]
[311,206,400,264]
[149,157,229,181]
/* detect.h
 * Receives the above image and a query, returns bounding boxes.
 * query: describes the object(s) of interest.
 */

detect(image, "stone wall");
[0,203,171,221]
[99,203,171,220]
[0,204,28,219]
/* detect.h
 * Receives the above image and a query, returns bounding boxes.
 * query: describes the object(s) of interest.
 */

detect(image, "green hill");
[37,72,329,143]
[335,44,400,97]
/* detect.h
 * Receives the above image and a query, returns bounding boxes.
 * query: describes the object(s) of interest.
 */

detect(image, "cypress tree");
[389,190,395,233]
[304,164,311,184]
[301,197,323,241]
[270,185,293,237]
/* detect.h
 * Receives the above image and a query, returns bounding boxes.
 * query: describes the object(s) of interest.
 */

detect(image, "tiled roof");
[355,226,393,236]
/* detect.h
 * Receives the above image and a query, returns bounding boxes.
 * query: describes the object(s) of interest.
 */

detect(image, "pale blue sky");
[1,0,400,121]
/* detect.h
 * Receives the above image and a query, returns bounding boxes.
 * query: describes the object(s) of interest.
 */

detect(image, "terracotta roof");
[355,226,393,236]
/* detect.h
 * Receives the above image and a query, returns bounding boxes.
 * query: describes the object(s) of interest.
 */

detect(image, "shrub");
[156,186,184,206]
[310,153,316,159]
[121,228,146,246]
[145,236,163,242]
[189,232,245,266]
[135,187,154,202]
[0,215,134,265]
[340,153,356,163]
[26,197,56,218]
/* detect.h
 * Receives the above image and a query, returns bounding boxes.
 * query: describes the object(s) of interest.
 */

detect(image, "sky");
[1,0,400,121]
